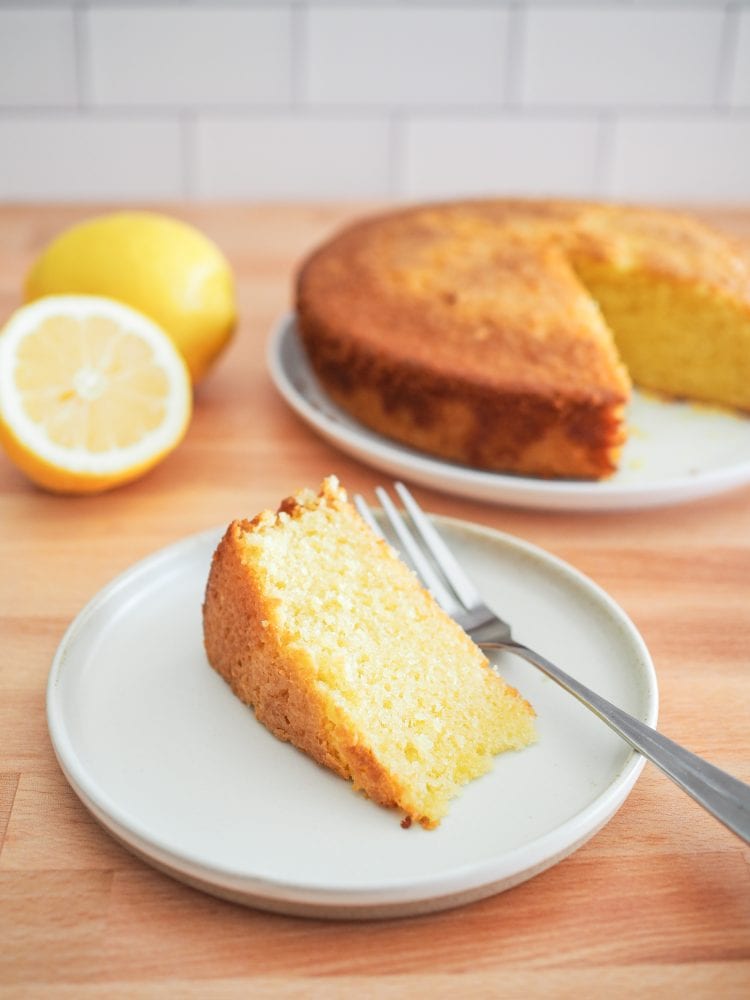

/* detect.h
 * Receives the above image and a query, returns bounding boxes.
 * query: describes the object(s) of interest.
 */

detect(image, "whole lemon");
[24,212,237,383]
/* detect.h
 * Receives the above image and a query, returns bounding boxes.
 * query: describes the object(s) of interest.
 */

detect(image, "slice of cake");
[202,476,536,828]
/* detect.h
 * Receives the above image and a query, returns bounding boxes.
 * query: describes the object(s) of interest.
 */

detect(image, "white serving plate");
[47,516,657,918]
[268,314,750,512]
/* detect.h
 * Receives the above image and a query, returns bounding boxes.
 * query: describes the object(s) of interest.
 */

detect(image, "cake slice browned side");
[202,509,419,821]
[203,519,346,776]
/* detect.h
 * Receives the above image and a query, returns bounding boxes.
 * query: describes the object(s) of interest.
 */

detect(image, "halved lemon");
[0,295,192,494]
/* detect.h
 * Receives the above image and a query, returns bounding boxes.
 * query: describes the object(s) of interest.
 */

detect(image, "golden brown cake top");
[296,199,750,406]
[296,200,624,403]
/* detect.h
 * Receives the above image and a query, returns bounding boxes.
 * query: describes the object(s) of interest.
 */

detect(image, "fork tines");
[353,482,482,618]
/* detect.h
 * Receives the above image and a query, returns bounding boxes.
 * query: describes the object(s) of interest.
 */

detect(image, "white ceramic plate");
[268,314,750,512]
[47,517,657,919]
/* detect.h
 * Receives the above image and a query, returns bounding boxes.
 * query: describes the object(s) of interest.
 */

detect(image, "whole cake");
[295,200,750,479]
[202,477,536,828]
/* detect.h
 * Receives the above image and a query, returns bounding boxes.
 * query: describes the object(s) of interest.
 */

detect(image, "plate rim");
[267,312,750,511]
[47,518,658,915]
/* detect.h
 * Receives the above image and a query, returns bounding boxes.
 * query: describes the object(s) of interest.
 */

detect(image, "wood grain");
[1,203,749,998]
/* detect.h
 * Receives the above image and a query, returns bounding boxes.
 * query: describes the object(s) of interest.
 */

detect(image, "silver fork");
[354,482,750,845]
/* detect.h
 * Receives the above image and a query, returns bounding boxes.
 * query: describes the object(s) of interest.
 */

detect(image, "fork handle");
[484,640,750,844]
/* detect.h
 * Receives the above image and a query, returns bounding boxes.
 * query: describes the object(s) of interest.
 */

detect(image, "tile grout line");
[388,110,406,200]
[290,1,307,109]
[181,111,196,200]
[3,105,750,123]
[504,1,525,108]
[595,112,617,200]
[72,1,90,110]
[715,2,741,107]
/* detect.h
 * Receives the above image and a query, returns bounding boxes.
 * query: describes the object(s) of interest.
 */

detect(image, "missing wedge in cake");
[202,476,536,828]
[295,199,750,480]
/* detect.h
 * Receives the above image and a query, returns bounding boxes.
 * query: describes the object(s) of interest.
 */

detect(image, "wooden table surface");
[1,203,749,998]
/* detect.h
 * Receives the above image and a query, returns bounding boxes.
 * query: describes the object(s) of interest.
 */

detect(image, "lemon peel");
[25,212,237,383]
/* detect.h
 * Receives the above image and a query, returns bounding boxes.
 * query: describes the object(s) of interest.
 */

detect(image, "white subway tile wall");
[194,115,392,198]
[0,117,183,199]
[521,8,725,107]
[402,115,601,197]
[88,8,294,107]
[0,1,747,203]
[305,7,509,106]
[0,9,77,108]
